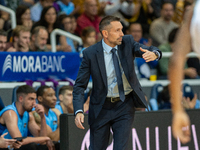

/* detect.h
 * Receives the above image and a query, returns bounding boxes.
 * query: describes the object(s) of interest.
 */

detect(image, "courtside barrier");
[60,109,200,150]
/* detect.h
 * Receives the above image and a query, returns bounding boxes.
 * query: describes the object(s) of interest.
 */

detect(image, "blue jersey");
[55,103,63,114]
[45,109,58,132]
[0,103,29,139]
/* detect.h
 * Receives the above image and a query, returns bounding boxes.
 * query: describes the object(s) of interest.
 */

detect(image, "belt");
[106,92,132,103]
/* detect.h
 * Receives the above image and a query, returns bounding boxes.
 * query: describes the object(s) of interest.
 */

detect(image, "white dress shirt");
[102,40,133,98]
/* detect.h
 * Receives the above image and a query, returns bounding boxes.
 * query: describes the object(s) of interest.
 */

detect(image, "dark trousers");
[89,95,135,150]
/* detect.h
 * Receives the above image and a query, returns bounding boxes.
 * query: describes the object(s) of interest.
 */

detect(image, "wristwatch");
[154,51,159,59]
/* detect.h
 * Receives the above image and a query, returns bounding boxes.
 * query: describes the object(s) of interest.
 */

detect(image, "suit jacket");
[73,35,162,125]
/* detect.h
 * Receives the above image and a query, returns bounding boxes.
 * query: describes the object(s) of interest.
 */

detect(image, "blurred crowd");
[0,0,199,80]
[0,0,199,149]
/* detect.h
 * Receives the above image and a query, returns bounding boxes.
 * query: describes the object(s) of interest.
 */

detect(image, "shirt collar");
[102,39,118,54]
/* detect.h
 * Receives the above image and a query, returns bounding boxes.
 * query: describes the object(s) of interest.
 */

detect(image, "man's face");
[21,93,36,112]
[63,0,71,4]
[62,17,72,32]
[104,21,124,47]
[129,24,142,42]
[34,29,48,50]
[40,88,57,109]
[16,31,30,51]
[40,0,54,7]
[161,3,174,21]
[61,90,73,108]
[0,35,7,51]
[85,0,98,16]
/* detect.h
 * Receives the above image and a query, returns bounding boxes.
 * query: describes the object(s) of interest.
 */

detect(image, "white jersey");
[190,0,200,54]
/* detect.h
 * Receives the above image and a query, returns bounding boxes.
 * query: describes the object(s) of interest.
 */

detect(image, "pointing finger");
[140,47,147,52]
[1,132,8,138]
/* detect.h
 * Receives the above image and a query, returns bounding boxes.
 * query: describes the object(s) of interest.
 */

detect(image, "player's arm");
[169,5,194,114]
[2,111,25,146]
[168,5,194,144]
[46,109,60,142]
[28,104,47,137]
[3,110,22,138]
[28,112,42,137]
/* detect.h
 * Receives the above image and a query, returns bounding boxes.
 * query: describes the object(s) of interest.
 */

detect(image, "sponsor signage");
[60,109,200,150]
[0,52,80,81]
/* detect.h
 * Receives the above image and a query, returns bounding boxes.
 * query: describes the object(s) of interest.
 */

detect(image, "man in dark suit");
[73,16,162,150]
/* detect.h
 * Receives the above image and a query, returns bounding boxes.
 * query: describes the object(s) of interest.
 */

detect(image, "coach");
[73,16,162,150]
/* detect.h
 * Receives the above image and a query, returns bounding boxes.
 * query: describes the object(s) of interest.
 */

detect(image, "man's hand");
[184,67,197,79]
[140,47,157,62]
[0,132,16,148]
[46,138,55,150]
[12,141,22,149]
[34,104,45,118]
[182,94,197,109]
[75,113,85,129]
[6,47,17,52]
[19,41,30,52]
[172,110,191,144]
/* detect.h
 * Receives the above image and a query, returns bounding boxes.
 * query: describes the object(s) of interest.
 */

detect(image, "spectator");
[126,0,155,35]
[172,0,193,25]
[6,5,32,44]
[159,84,198,110]
[0,30,7,52]
[158,28,198,79]
[159,84,171,109]
[32,6,69,52]
[98,0,135,30]
[151,0,177,18]
[20,0,35,7]
[6,25,30,52]
[30,26,49,52]
[150,1,179,46]
[57,0,79,16]
[55,85,90,114]
[35,86,60,143]
[30,0,54,22]
[70,15,77,34]
[127,22,158,79]
[73,0,103,16]
[16,5,33,30]
[59,14,76,52]
[0,85,53,150]
[79,26,96,53]
[75,0,102,41]
[0,11,11,31]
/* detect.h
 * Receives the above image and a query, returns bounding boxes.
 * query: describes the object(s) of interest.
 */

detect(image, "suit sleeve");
[73,50,91,115]
[129,35,162,60]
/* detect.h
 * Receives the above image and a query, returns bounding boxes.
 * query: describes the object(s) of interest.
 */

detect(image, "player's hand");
[46,138,55,150]
[75,113,85,129]
[140,47,157,62]
[12,141,22,149]
[34,104,45,118]
[172,110,191,144]
[0,132,16,148]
